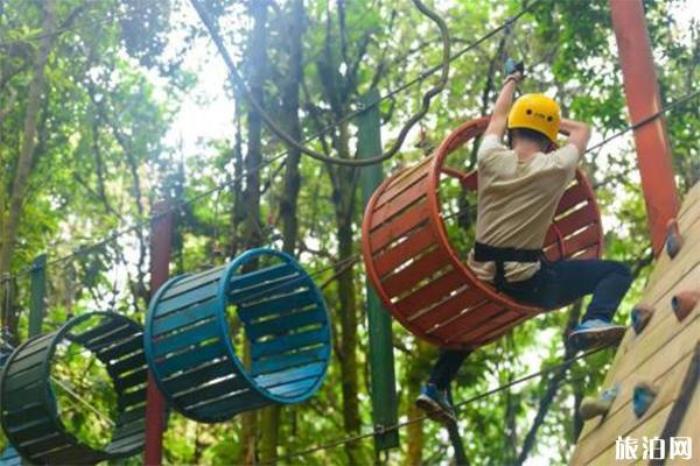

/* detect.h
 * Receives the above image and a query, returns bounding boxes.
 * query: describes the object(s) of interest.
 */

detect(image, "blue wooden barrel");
[0,312,146,465]
[144,248,331,423]
[0,446,21,466]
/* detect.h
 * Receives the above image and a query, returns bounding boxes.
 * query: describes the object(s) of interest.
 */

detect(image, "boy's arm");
[559,118,591,155]
[483,72,523,139]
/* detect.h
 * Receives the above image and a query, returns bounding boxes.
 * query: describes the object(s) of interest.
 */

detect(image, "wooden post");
[28,254,47,338]
[610,0,680,255]
[358,89,400,452]
[144,202,174,466]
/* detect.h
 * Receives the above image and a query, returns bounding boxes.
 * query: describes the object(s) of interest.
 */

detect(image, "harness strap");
[473,242,541,290]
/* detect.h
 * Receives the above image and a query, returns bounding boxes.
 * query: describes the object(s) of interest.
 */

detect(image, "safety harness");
[473,242,541,290]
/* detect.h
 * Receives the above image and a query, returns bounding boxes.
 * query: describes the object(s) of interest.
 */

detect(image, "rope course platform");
[144,248,331,423]
[362,116,604,349]
[0,312,147,465]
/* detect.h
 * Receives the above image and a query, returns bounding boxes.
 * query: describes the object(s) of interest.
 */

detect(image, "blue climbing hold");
[633,382,657,418]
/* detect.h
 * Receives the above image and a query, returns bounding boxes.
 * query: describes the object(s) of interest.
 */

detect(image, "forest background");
[0,0,699,464]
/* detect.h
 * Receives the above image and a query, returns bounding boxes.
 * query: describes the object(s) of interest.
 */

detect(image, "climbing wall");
[570,181,700,465]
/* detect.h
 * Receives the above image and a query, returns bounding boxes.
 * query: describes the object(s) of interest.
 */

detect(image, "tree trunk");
[279,0,304,255]
[228,103,245,259]
[0,0,55,337]
[260,1,305,463]
[330,124,362,465]
[238,3,269,465]
[405,341,429,466]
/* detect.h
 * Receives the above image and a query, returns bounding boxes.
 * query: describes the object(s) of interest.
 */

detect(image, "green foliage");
[1,0,699,464]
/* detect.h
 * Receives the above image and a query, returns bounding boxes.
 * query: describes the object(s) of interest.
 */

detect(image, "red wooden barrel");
[361,117,603,349]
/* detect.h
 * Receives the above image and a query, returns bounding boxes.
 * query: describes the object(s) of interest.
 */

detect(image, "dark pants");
[428,259,633,390]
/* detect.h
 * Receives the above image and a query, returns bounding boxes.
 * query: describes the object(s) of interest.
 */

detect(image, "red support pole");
[610,0,680,256]
[144,201,173,466]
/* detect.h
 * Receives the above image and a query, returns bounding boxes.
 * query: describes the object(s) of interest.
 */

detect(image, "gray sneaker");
[416,384,457,424]
[569,319,625,350]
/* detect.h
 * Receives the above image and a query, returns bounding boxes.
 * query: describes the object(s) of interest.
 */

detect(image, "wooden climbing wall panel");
[570,181,700,465]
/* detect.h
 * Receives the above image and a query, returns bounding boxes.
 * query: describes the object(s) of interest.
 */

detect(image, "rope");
[16,85,700,284]
[585,88,700,153]
[9,1,543,280]
[263,344,611,464]
[189,0,452,167]
[50,376,115,427]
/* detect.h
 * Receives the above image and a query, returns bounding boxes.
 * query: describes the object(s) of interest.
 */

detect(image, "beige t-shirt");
[466,135,581,283]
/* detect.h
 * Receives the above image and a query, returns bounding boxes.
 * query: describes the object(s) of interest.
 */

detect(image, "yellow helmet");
[507,94,561,143]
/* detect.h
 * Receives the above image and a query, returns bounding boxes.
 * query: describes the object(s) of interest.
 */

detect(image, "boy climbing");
[416,70,633,424]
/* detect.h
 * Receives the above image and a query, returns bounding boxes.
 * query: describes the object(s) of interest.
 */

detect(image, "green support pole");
[357,89,399,452]
[28,254,47,338]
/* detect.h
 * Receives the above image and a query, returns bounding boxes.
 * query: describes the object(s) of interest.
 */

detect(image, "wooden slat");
[155,282,219,316]
[473,315,529,346]
[247,308,326,341]
[156,341,228,377]
[374,170,429,213]
[373,224,436,278]
[268,377,318,398]
[381,248,451,299]
[574,317,700,464]
[98,334,143,361]
[112,418,146,443]
[151,301,218,337]
[87,326,137,351]
[69,319,123,345]
[162,361,237,395]
[231,276,304,305]
[151,318,220,358]
[252,327,328,360]
[611,312,700,387]
[570,245,600,260]
[677,185,700,229]
[409,286,484,329]
[581,403,674,466]
[608,262,700,378]
[4,366,43,392]
[455,309,523,345]
[117,407,146,426]
[176,379,241,408]
[120,387,147,408]
[230,263,298,295]
[251,345,330,376]
[645,203,700,293]
[561,224,601,256]
[543,205,599,249]
[427,301,503,341]
[2,403,46,425]
[578,350,694,448]
[107,431,144,454]
[193,389,265,419]
[555,181,589,214]
[238,290,317,323]
[110,351,146,375]
[160,266,224,301]
[677,181,700,219]
[382,157,432,194]
[114,367,147,392]
[7,350,46,376]
[395,270,465,320]
[254,361,325,390]
[369,201,430,252]
[372,178,427,226]
[554,204,599,237]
